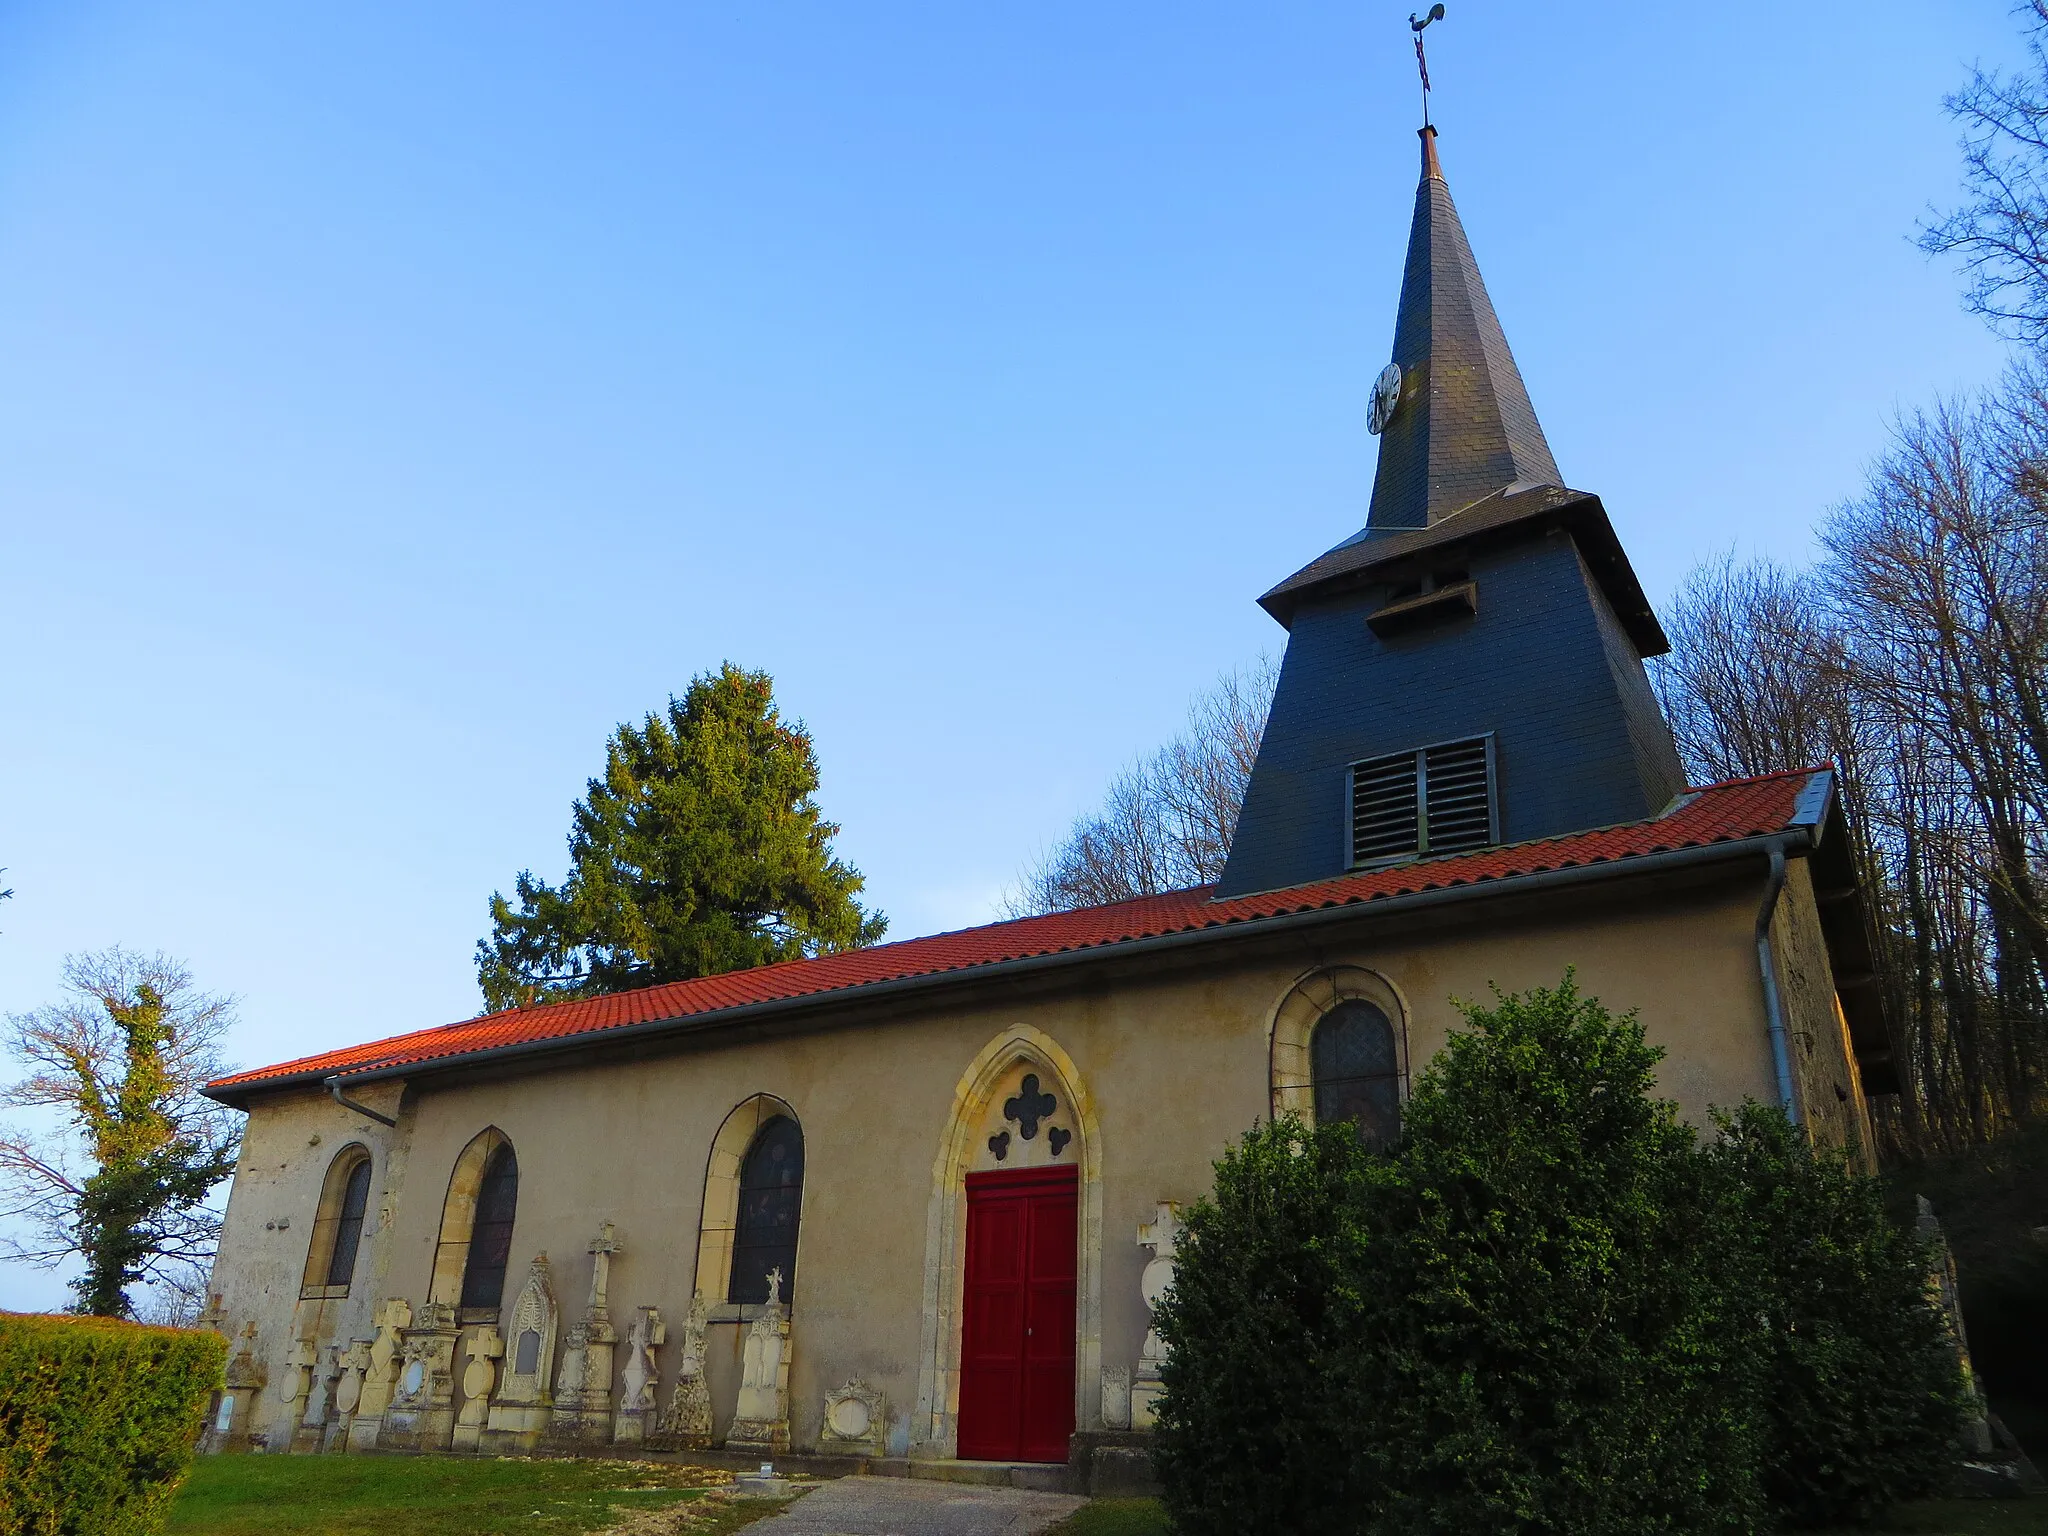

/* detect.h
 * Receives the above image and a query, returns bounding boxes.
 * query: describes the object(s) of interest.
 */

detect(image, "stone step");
[903,1458,1082,1494]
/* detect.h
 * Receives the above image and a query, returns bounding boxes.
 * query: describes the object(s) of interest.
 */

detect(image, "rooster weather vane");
[1410,5,1447,129]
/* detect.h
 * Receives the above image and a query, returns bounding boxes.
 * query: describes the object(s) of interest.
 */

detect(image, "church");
[197,123,1897,1491]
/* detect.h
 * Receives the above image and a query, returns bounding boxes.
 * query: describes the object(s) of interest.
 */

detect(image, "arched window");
[300,1145,374,1299]
[325,1158,373,1287]
[459,1144,520,1313]
[728,1116,803,1305]
[1312,1000,1402,1147]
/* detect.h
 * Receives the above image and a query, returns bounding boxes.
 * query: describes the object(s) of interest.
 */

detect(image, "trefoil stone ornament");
[1004,1074,1057,1140]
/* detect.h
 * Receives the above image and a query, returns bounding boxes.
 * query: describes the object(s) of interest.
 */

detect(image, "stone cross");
[1137,1202,1181,1265]
[586,1222,621,1323]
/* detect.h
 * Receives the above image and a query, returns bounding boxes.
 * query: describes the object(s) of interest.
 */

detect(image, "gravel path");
[749,1476,1085,1536]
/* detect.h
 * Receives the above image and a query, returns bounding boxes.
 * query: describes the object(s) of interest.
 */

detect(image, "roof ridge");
[207,771,1815,1100]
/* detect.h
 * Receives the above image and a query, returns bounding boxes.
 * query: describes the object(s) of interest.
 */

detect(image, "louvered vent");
[1350,735,1496,866]
[1351,753,1421,865]
[1422,737,1495,854]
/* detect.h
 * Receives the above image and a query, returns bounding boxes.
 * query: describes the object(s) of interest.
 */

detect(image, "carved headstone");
[290,1344,339,1453]
[1131,1202,1180,1430]
[452,1327,503,1452]
[549,1224,622,1445]
[725,1267,792,1452]
[377,1301,460,1452]
[329,1339,372,1452]
[612,1306,667,1444]
[348,1299,411,1452]
[274,1335,317,1451]
[206,1321,265,1452]
[482,1253,558,1453]
[649,1291,713,1451]
[819,1378,886,1458]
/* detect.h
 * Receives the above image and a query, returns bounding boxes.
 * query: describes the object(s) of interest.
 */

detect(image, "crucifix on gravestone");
[586,1222,620,1326]
[1409,4,1447,129]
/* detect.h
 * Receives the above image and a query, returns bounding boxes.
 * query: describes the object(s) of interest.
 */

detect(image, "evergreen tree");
[476,664,886,1010]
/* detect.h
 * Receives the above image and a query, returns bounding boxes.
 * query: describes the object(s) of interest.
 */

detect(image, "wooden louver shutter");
[1421,736,1494,854]
[1350,735,1495,865]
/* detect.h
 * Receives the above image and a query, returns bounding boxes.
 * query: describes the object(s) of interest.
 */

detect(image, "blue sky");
[0,2,2025,1305]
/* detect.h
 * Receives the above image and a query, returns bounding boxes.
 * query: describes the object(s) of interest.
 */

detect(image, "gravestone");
[819,1378,886,1458]
[452,1327,503,1452]
[290,1343,338,1453]
[1131,1203,1180,1430]
[483,1253,558,1453]
[549,1224,622,1445]
[725,1268,792,1453]
[328,1339,372,1452]
[613,1306,666,1444]
[278,1337,318,1448]
[377,1301,460,1451]
[349,1299,411,1451]
[208,1321,266,1453]
[648,1291,713,1451]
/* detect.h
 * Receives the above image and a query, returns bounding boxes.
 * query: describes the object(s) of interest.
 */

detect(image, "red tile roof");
[207,768,1824,1099]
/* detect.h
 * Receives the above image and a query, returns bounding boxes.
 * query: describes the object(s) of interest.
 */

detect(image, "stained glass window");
[728,1116,804,1305]
[458,1144,519,1312]
[1311,1000,1402,1147]
[323,1157,373,1289]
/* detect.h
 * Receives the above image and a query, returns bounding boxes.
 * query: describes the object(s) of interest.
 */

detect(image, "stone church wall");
[206,863,1828,1459]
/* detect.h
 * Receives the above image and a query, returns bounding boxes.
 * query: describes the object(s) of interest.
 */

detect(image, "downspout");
[1755,839,1799,1124]
[326,1074,399,1128]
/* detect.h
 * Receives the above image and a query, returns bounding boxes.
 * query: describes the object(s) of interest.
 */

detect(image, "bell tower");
[1214,127,1685,898]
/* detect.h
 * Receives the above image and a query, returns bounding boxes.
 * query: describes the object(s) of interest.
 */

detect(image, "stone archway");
[692,1095,802,1314]
[911,1026,1102,1458]
[1267,966,1411,1124]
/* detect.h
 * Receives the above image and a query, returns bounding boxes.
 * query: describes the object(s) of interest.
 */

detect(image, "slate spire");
[1366,126,1561,530]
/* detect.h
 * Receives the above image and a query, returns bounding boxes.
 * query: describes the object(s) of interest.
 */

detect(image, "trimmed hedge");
[1154,976,1967,1536]
[0,1311,224,1536]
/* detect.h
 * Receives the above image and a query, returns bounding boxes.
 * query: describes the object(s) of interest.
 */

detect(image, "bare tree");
[1920,1,2048,345]
[1654,383,2048,1152]
[1006,657,1278,916]
[1,949,242,1315]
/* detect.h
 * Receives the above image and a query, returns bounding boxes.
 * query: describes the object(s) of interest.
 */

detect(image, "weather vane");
[1410,5,1446,129]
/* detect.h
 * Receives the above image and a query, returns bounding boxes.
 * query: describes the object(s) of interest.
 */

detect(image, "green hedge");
[0,1312,224,1536]
[1154,976,1967,1536]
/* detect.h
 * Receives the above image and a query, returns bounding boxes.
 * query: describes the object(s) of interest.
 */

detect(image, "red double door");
[957,1163,1078,1463]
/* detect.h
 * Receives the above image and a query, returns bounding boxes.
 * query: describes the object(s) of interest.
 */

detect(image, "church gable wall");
[207,1080,404,1449]
[1769,858,1880,1169]
[206,868,1803,1459]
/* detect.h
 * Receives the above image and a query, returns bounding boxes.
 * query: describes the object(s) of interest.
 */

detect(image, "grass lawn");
[1041,1496,2048,1536]
[168,1454,787,1536]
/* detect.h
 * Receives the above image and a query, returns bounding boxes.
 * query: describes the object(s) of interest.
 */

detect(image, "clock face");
[1367,362,1403,435]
